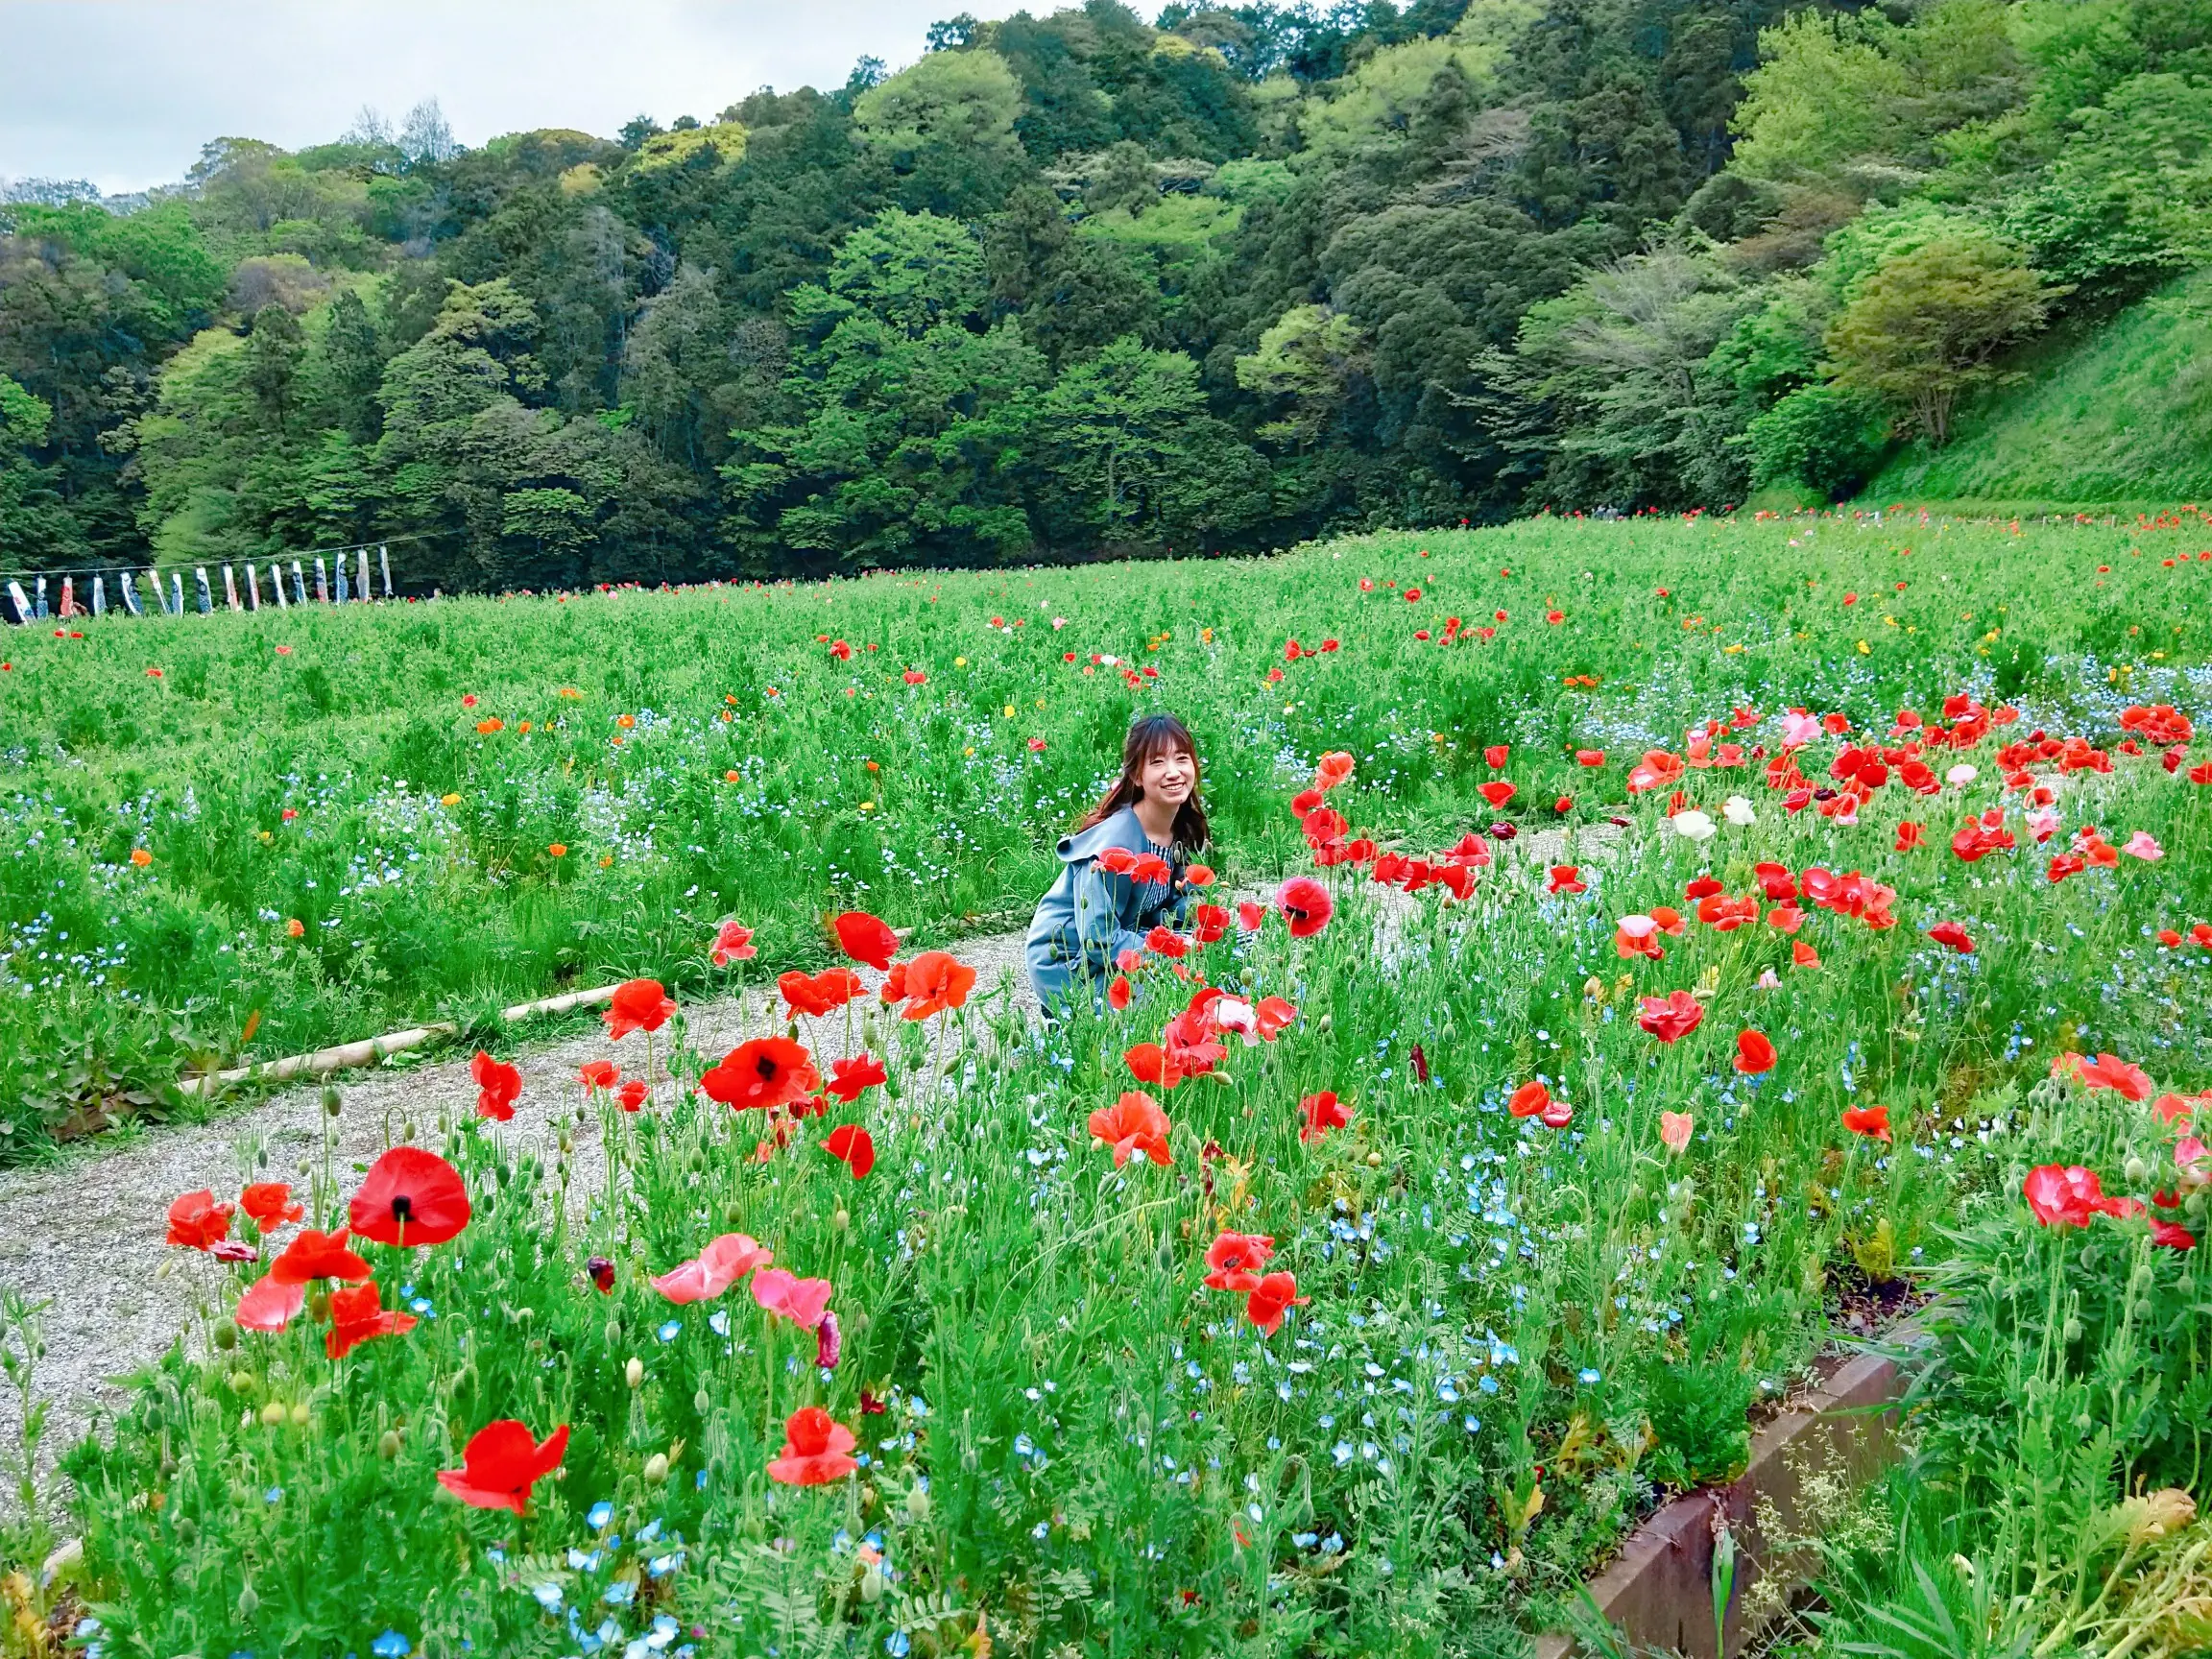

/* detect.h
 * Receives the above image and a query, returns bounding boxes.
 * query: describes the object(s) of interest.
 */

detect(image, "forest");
[1,0,2207,590]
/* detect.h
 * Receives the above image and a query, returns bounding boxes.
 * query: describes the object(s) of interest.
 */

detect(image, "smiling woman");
[1023,710,1209,1013]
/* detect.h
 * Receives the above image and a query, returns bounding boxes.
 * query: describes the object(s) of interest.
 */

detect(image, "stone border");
[1535,1325,1929,1659]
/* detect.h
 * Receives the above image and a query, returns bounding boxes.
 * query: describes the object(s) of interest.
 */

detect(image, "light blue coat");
[1024,806,1190,1011]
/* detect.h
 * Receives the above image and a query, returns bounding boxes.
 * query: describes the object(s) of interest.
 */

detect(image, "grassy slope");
[1869,268,2212,511]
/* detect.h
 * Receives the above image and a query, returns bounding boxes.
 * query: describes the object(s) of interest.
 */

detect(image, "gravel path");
[0,823,1611,1515]
[0,928,1036,1512]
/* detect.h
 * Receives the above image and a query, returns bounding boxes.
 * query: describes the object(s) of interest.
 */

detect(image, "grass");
[1870,270,2212,510]
[1,509,2210,1655]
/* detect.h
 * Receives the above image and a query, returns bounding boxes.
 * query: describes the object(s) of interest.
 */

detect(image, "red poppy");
[240,1182,303,1230]
[824,1124,876,1179]
[1191,902,1231,945]
[1840,1104,1891,1143]
[235,1275,306,1332]
[270,1227,372,1285]
[587,1256,615,1292]
[436,1420,570,1513]
[700,1037,821,1113]
[1483,744,1510,769]
[2152,1219,2198,1250]
[471,1050,522,1121]
[833,910,899,970]
[1479,780,1517,808]
[2078,1052,2154,1101]
[2024,1164,2120,1226]
[602,977,676,1039]
[826,1054,888,1104]
[1507,1080,1551,1118]
[1637,991,1704,1043]
[781,968,865,1020]
[1277,877,1334,937]
[1927,921,1974,953]
[898,950,976,1020]
[1187,861,1218,886]
[1792,940,1822,970]
[711,919,757,965]
[165,1189,234,1251]
[580,1059,620,1091]
[1626,751,1685,793]
[1575,749,1605,767]
[349,1147,471,1247]
[1298,1091,1350,1142]
[1090,1091,1172,1166]
[1895,822,1925,852]
[768,1407,859,1485]
[1107,974,1133,1011]
[1145,925,1190,960]
[618,1079,649,1112]
[649,1233,772,1304]
[1734,1030,1775,1075]
[1256,996,1299,1039]
[1237,900,1266,932]
[1125,1042,1182,1090]
[902,668,926,685]
[1245,1271,1308,1335]
[1315,752,1356,788]
[1203,1231,1277,1290]
[325,1281,419,1358]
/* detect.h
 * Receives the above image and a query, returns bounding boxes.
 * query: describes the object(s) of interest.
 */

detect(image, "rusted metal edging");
[1535,1321,1934,1659]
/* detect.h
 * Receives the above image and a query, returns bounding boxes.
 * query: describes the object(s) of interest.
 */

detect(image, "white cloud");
[0,0,1029,194]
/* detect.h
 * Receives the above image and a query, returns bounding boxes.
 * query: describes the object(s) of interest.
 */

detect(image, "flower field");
[7,507,2212,1656]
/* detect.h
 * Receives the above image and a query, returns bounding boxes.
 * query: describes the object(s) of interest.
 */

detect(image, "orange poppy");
[603,978,676,1039]
[898,950,975,1020]
[1089,1091,1172,1166]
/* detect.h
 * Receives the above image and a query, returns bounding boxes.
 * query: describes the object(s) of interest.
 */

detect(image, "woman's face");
[1140,746,1195,807]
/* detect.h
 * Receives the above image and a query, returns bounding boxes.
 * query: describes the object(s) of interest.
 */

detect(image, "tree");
[1824,233,2055,446]
[1729,12,1910,183]
[852,48,1027,212]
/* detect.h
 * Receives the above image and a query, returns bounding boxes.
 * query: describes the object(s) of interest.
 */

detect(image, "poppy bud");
[1366,1151,1383,1167]
[643,1453,670,1484]
[213,1319,238,1351]
[259,1401,286,1427]
[306,1286,331,1322]
[905,1484,930,1522]
[604,1319,621,1346]
[2062,1316,2083,1341]
[379,1429,402,1459]
[832,1208,851,1232]
[724,1201,744,1226]
[694,1387,712,1414]
[228,1371,255,1396]
[238,1583,259,1620]
[2127,1156,2150,1186]
[290,1402,310,1427]
[323,1086,343,1118]
[1319,1015,1333,1032]
[626,1357,645,1389]
[861,1562,888,1603]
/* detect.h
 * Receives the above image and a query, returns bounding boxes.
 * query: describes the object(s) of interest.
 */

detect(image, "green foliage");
[1747,383,1891,498]
[1872,267,2212,506]
[1825,232,2056,447]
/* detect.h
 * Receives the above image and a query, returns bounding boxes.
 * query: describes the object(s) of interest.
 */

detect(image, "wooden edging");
[174,983,624,1099]
[1535,1319,1934,1659]
[171,909,1035,1102]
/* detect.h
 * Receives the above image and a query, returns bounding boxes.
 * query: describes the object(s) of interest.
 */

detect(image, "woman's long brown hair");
[1076,712,1210,850]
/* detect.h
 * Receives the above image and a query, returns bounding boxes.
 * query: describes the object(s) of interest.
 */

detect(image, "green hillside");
[1871,269,2212,511]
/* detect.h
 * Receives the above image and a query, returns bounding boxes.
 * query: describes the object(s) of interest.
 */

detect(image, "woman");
[1026,712,1209,1012]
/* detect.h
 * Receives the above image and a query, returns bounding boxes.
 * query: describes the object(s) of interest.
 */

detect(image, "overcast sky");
[1,1,1034,195]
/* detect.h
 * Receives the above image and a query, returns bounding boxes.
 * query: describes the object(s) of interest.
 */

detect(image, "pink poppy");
[752,1266,834,1331]
[650,1233,773,1304]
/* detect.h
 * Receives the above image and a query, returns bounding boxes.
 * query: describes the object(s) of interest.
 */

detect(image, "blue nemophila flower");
[1577,1367,1601,1384]
[604,1578,637,1606]
[371,1632,412,1659]
[263,1486,282,1503]
[707,1309,730,1336]
[658,1319,682,1342]
[588,1501,614,1529]
[532,1583,564,1611]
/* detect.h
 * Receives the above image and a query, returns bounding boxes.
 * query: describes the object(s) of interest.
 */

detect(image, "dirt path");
[0,823,1608,1512]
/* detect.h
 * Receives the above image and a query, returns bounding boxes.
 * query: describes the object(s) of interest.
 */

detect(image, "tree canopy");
[1,0,2204,582]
